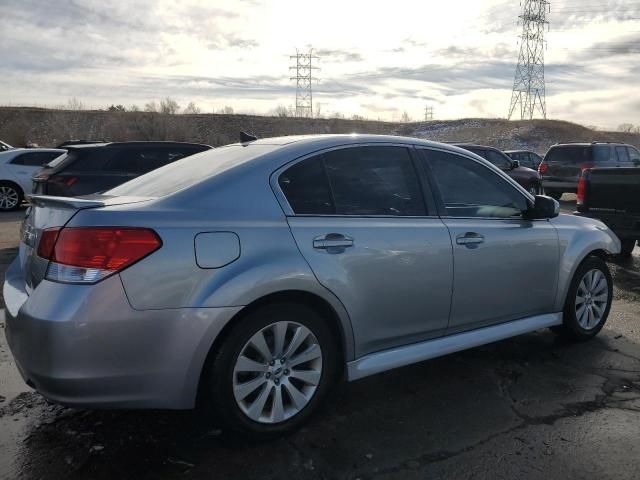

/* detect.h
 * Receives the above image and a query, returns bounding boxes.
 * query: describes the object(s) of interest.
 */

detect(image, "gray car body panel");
[2,134,622,409]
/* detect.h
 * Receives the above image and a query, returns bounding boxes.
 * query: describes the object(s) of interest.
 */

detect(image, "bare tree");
[67,97,84,111]
[273,104,290,117]
[618,123,635,133]
[159,97,180,115]
[221,106,234,115]
[129,104,140,112]
[315,102,323,119]
[183,101,202,114]
[400,111,412,122]
[144,101,158,113]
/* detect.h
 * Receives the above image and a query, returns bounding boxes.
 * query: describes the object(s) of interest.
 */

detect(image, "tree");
[67,97,84,111]
[129,104,140,112]
[183,102,202,114]
[144,101,158,113]
[618,123,636,133]
[400,111,412,122]
[273,104,290,117]
[221,106,234,115]
[108,104,126,112]
[159,97,180,115]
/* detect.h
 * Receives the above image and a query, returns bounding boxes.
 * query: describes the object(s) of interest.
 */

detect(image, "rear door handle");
[456,232,485,246]
[313,233,354,250]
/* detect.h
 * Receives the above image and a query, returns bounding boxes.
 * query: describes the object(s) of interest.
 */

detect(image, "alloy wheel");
[575,269,609,330]
[0,185,19,210]
[232,321,323,424]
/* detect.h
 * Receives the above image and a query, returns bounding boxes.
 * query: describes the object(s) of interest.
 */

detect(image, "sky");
[1,0,639,129]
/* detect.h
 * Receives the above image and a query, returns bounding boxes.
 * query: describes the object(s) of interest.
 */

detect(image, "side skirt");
[347,313,562,381]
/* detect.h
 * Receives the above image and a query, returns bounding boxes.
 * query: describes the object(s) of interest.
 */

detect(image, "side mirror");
[527,195,559,219]
[511,159,520,169]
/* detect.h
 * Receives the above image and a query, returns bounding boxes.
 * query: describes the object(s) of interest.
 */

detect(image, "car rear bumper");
[3,256,241,409]
[541,179,577,192]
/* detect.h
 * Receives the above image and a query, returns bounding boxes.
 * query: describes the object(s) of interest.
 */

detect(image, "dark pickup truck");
[576,167,640,256]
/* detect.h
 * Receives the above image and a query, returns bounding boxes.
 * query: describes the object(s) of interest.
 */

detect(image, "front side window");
[278,146,426,216]
[485,150,512,170]
[425,150,527,219]
[627,147,640,163]
[616,146,630,163]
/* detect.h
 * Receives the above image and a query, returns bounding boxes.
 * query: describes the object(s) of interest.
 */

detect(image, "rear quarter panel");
[550,214,621,311]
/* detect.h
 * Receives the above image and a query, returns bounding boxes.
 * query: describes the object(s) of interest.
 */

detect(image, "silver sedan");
[3,135,620,437]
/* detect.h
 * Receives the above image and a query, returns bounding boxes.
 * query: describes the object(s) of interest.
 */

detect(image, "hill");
[0,107,638,153]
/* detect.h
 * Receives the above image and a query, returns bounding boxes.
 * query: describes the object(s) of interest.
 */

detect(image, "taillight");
[51,175,77,186]
[538,162,548,175]
[576,173,587,206]
[37,227,162,283]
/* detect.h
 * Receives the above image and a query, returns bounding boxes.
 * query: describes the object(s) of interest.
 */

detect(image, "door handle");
[456,232,485,246]
[313,233,354,250]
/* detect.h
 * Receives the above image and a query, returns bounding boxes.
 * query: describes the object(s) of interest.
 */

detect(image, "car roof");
[66,141,211,150]
[0,148,65,155]
[504,149,534,153]
[453,143,502,151]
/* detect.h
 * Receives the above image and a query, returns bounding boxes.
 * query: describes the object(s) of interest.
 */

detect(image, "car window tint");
[485,150,512,169]
[279,155,334,215]
[547,146,593,163]
[11,152,61,167]
[426,150,527,219]
[627,147,640,163]
[465,148,487,159]
[322,146,426,216]
[616,146,630,162]
[64,150,112,172]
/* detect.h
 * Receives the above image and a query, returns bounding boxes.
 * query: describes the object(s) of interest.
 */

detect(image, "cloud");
[315,49,364,62]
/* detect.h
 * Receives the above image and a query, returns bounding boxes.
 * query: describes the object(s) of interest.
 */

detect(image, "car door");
[615,146,631,167]
[7,151,61,194]
[277,145,454,357]
[627,146,640,167]
[419,148,559,333]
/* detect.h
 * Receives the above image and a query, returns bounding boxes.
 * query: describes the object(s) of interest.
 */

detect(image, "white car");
[0,140,13,152]
[0,148,65,211]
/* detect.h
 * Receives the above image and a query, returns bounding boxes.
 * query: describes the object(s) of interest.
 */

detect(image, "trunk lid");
[19,195,151,292]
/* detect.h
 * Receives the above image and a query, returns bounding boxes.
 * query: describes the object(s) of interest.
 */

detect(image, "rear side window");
[546,146,592,163]
[104,148,198,174]
[279,146,426,216]
[425,150,527,219]
[11,151,61,166]
[278,156,334,214]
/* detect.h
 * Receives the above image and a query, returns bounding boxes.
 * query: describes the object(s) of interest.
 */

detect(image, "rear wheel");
[552,256,612,341]
[206,303,339,438]
[620,239,637,257]
[0,182,22,211]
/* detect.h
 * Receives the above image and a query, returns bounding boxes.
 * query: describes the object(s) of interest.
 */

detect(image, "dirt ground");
[1,199,639,480]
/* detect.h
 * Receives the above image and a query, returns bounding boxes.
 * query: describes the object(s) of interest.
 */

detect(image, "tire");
[0,181,23,211]
[619,239,637,257]
[527,182,540,196]
[547,190,563,201]
[205,302,339,438]
[552,256,613,341]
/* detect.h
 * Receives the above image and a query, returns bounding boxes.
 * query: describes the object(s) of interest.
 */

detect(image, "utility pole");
[508,0,549,120]
[290,48,319,118]
[424,105,434,121]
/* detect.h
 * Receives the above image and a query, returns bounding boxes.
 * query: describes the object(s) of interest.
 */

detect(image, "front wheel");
[553,256,613,341]
[527,182,541,196]
[205,303,339,438]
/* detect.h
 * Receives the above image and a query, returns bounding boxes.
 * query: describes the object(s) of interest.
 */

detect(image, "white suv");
[0,148,65,211]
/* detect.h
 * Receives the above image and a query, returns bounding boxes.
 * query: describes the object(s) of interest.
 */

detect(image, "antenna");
[290,48,319,118]
[424,105,434,121]
[508,0,549,120]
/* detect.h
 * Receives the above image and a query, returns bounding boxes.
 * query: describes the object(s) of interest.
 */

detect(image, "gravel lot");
[1,199,639,480]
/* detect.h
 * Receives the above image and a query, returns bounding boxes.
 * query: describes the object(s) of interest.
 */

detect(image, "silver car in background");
[3,135,620,437]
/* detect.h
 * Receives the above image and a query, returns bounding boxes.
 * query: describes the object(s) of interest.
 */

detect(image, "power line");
[509,0,550,120]
[289,48,319,118]
[424,105,434,121]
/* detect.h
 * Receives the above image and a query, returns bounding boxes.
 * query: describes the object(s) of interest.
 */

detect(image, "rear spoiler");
[27,195,106,209]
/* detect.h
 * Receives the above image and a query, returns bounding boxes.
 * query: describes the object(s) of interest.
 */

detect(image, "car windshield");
[45,152,72,168]
[107,144,277,197]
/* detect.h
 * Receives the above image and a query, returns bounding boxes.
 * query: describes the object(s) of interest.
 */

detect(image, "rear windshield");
[107,144,277,197]
[46,152,73,168]
[545,145,610,163]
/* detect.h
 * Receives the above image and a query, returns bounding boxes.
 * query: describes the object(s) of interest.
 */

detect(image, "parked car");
[505,149,543,170]
[33,141,211,196]
[0,148,66,211]
[5,135,620,437]
[576,167,640,256]
[0,140,14,152]
[454,144,542,195]
[538,142,640,200]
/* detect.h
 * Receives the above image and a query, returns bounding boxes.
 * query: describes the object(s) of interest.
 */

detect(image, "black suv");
[33,141,211,197]
[539,142,640,200]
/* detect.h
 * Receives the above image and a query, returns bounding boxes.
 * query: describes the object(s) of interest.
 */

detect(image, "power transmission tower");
[290,48,319,118]
[508,0,550,120]
[424,105,434,121]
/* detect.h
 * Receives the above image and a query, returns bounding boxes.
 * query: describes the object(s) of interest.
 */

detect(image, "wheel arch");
[195,289,353,407]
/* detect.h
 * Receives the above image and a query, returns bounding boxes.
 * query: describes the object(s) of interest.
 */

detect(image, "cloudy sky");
[1,0,639,128]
